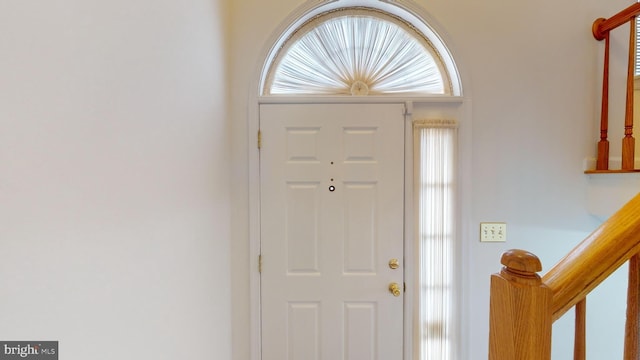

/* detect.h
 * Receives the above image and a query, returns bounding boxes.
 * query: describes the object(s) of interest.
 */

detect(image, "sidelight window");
[414,119,457,360]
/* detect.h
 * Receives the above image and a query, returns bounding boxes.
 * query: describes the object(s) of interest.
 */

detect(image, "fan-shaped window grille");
[264,8,452,96]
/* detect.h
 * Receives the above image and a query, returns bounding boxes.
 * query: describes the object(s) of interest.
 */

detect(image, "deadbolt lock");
[388,258,400,269]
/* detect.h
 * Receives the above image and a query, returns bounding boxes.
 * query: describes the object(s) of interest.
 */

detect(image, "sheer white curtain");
[414,119,457,360]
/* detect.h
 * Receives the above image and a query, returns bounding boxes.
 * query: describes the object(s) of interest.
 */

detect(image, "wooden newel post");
[489,249,552,360]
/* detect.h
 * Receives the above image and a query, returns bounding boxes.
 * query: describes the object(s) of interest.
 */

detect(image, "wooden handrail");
[541,193,640,321]
[593,3,640,40]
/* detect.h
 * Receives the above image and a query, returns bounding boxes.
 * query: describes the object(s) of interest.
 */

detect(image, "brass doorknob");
[389,282,401,297]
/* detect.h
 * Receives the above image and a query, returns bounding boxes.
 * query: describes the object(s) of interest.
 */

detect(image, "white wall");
[0,0,231,359]
[229,0,635,359]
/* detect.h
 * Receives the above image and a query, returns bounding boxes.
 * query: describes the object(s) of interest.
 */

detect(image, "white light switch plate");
[480,222,507,242]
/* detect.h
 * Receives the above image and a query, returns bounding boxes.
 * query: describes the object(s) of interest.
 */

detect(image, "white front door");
[260,103,405,360]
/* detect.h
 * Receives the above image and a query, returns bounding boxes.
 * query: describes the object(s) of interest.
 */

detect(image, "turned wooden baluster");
[597,32,610,171]
[488,249,552,360]
[574,298,586,360]
[622,17,636,170]
[625,254,640,359]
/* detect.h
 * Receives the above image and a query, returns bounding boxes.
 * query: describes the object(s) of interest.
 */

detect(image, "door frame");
[246,3,470,360]
[248,95,467,360]
[253,97,415,360]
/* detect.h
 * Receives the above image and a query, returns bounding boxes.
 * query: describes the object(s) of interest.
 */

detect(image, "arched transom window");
[263,8,454,96]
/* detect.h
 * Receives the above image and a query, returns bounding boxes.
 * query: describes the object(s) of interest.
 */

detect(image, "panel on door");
[260,103,405,360]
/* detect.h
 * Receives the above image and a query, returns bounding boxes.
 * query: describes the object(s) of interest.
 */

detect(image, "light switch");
[480,222,507,242]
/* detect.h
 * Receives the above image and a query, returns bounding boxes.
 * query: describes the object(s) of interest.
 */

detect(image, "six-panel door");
[260,103,405,360]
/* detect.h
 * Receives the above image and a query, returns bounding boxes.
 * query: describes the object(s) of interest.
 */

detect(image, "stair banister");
[542,192,640,320]
[488,193,640,359]
[591,3,640,171]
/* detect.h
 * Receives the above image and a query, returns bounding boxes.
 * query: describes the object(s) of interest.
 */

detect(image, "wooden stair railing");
[488,192,640,359]
[589,3,640,172]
